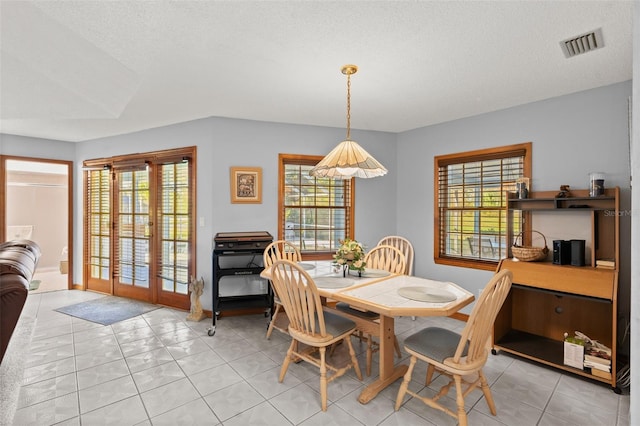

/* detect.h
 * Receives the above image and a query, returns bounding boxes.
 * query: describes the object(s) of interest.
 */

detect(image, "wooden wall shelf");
[508,195,615,211]
[495,187,620,392]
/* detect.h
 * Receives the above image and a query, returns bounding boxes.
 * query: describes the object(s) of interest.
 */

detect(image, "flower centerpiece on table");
[334,238,366,275]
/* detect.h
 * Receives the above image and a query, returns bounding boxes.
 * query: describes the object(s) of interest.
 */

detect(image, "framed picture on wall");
[230,166,262,204]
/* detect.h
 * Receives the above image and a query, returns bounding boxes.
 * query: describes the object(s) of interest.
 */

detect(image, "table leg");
[357,315,407,404]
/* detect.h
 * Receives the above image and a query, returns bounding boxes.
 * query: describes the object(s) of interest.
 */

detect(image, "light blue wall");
[70,117,397,310]
[397,81,632,321]
[0,134,76,159]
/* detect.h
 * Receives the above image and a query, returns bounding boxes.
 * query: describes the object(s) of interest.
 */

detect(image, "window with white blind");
[279,154,354,259]
[434,143,531,270]
[86,168,111,288]
[158,161,191,295]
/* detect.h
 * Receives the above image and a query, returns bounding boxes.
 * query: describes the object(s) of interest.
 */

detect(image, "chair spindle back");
[377,236,414,275]
[452,269,513,365]
[364,245,406,274]
[270,260,327,338]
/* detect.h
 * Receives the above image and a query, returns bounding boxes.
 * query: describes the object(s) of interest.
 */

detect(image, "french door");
[114,169,152,300]
[84,147,196,309]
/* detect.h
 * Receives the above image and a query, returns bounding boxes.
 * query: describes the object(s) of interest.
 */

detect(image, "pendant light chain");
[346,72,351,140]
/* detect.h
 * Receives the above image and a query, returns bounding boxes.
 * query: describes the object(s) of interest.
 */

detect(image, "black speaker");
[570,239,585,266]
[552,240,571,265]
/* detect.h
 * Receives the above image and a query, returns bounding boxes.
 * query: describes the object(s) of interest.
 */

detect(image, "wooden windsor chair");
[394,269,513,426]
[270,259,362,411]
[263,240,301,339]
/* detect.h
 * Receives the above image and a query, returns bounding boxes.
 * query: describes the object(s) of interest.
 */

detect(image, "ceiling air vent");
[560,28,604,58]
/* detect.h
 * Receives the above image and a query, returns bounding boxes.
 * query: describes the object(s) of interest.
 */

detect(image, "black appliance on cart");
[207,231,273,336]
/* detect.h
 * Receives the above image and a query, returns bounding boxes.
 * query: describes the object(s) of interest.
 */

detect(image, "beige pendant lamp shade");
[310,65,387,179]
[310,139,387,179]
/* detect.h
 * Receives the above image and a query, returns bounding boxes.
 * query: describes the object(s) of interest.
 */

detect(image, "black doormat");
[54,296,160,325]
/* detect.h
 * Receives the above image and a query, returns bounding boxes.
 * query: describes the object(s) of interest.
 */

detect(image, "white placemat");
[298,262,316,270]
[397,286,457,303]
[314,277,356,288]
[360,269,390,278]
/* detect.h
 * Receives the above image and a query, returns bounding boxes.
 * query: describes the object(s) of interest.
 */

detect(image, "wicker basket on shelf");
[511,230,549,262]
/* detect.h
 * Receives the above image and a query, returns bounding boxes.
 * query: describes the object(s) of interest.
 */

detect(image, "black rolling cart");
[207,232,273,336]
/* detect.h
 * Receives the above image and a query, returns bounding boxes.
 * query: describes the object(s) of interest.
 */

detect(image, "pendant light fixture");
[309,65,387,179]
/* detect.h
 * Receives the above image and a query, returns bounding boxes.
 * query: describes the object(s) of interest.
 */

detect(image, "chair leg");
[454,374,468,426]
[479,369,497,415]
[319,346,328,411]
[425,363,436,385]
[266,303,282,339]
[279,340,296,382]
[395,355,417,410]
[394,336,402,358]
[345,336,363,381]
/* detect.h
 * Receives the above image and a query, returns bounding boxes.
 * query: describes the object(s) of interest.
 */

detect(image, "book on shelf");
[584,360,611,372]
[590,368,612,380]
[584,354,611,365]
[595,259,615,269]
[563,338,585,369]
[585,345,612,359]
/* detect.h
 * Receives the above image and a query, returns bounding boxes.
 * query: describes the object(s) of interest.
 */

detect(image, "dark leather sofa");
[0,239,40,363]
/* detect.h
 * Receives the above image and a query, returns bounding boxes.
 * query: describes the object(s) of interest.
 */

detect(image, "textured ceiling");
[0,1,633,142]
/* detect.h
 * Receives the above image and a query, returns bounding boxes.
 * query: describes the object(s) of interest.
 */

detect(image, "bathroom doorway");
[1,156,72,292]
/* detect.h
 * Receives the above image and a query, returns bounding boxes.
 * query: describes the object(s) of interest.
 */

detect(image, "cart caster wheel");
[207,327,216,337]
[491,349,498,355]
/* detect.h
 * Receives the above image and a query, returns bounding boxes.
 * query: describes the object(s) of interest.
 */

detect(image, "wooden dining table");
[261,260,475,404]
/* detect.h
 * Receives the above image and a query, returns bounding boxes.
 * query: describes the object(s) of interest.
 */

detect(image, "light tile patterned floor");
[3,290,631,425]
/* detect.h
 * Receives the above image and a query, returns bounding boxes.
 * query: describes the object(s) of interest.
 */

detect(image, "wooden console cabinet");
[493,187,620,391]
